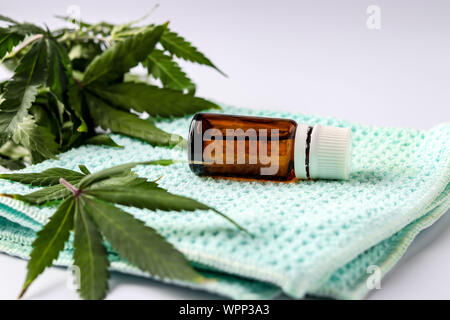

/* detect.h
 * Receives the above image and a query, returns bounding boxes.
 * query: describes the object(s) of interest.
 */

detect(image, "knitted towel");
[0,105,449,299]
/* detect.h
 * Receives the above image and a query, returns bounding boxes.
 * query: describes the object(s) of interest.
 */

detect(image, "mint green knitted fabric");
[0,105,448,299]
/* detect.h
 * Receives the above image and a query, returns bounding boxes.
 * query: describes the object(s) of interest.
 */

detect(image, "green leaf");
[29,103,61,145]
[30,103,56,133]
[5,159,248,300]
[19,197,75,298]
[0,167,84,186]
[78,164,91,175]
[86,171,159,191]
[68,42,102,72]
[82,24,166,85]
[79,159,175,188]
[91,82,219,118]
[0,156,25,170]
[84,134,122,148]
[86,186,248,233]
[0,165,86,204]
[86,186,210,212]
[80,195,203,282]
[0,38,48,144]
[59,119,85,150]
[73,199,110,300]
[0,23,45,60]
[0,22,44,59]
[141,159,177,166]
[144,49,195,92]
[85,92,183,146]
[0,27,24,60]
[11,115,59,161]
[0,79,6,92]
[7,23,45,36]
[67,84,88,132]
[0,15,19,24]
[13,183,75,205]
[45,38,71,100]
[0,141,29,161]
[161,29,225,76]
[69,43,99,61]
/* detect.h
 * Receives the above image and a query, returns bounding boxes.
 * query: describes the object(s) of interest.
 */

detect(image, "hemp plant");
[0,11,222,169]
[0,161,245,299]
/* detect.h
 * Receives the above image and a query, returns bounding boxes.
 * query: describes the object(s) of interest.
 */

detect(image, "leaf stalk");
[6,34,44,59]
[59,177,80,196]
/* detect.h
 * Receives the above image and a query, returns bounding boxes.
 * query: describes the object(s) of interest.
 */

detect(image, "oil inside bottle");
[188,113,297,181]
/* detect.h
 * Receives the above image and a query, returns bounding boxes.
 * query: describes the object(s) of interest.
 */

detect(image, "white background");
[0,0,449,299]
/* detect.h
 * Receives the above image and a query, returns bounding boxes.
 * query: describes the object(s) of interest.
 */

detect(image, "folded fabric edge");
[311,196,450,299]
[0,197,47,229]
[2,194,447,301]
[0,183,449,300]
[0,121,448,300]
[283,148,450,298]
[0,221,281,300]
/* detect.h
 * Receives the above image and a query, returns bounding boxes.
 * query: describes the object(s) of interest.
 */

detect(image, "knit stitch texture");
[0,105,448,299]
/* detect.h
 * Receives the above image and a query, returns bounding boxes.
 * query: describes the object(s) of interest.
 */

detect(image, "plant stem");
[59,178,80,196]
[6,34,43,59]
[74,78,84,88]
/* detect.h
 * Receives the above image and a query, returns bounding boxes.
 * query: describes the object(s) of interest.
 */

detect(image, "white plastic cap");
[294,124,352,180]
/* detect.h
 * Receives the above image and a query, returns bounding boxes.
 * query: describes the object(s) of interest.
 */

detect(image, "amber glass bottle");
[188,113,352,181]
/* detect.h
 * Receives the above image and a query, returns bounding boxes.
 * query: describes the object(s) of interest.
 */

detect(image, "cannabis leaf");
[0,165,87,204]
[0,11,224,169]
[0,141,28,169]
[12,115,59,161]
[45,38,71,100]
[67,84,87,132]
[82,195,201,283]
[0,28,24,60]
[13,183,76,205]
[84,134,122,148]
[77,160,167,187]
[0,166,84,186]
[145,49,195,92]
[0,15,19,24]
[19,197,75,298]
[82,24,165,85]
[0,156,25,170]
[85,92,183,147]
[73,199,110,300]
[91,82,219,118]
[0,161,246,300]
[0,38,48,144]
[0,17,44,60]
[161,29,226,76]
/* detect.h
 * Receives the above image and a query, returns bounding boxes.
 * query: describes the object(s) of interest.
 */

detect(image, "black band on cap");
[305,126,313,179]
